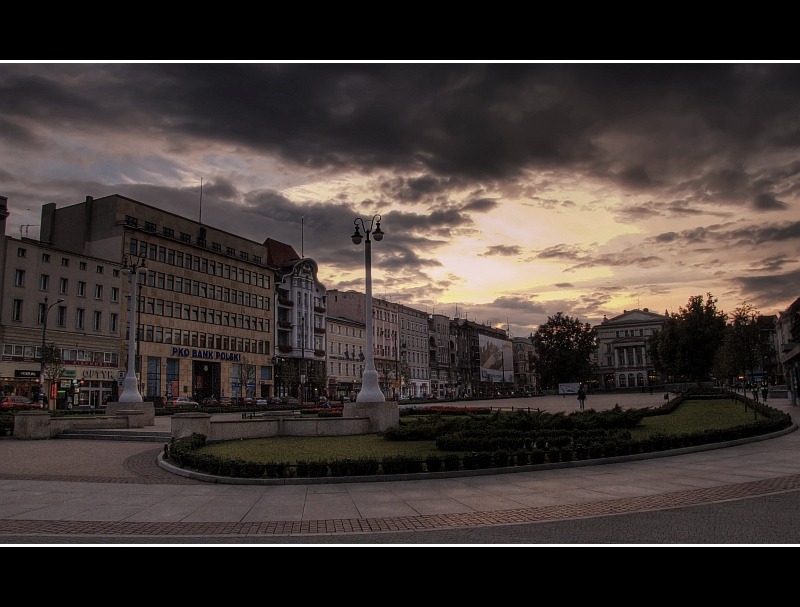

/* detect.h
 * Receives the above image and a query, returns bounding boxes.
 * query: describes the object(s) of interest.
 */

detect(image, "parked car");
[284,397,299,407]
[201,397,219,408]
[0,395,41,411]
[163,396,199,409]
[266,396,283,406]
[254,397,269,407]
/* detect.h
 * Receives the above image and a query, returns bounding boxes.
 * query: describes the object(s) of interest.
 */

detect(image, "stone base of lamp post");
[105,401,155,426]
[343,400,399,432]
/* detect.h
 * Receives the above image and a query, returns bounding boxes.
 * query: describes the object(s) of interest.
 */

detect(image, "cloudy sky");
[1,62,798,336]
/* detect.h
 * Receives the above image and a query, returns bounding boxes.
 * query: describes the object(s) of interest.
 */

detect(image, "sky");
[1,61,799,337]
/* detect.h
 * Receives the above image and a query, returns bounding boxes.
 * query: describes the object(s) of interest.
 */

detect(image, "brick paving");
[0,392,797,542]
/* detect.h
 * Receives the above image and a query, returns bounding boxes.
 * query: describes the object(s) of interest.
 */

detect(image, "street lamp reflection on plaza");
[39,295,64,409]
[119,254,147,403]
[351,214,385,403]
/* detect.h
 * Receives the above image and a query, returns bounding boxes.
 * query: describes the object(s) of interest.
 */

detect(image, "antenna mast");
[301,215,304,258]
[199,178,203,223]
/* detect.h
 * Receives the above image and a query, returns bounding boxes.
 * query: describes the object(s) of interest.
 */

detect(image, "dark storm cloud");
[753,192,789,210]
[649,220,800,249]
[4,63,800,193]
[733,268,800,307]
[566,252,663,272]
[481,245,522,257]
[2,62,799,331]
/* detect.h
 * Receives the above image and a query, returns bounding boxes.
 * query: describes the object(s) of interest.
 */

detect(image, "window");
[163,227,174,238]
[61,257,69,267]
[94,284,103,300]
[93,311,102,331]
[42,253,50,262]
[57,306,66,327]
[227,246,235,256]
[76,308,85,330]
[144,221,156,232]
[212,242,221,252]
[96,265,104,274]
[39,274,49,291]
[59,277,68,294]
[11,299,22,322]
[79,262,87,271]
[110,313,118,333]
[180,232,190,243]
[124,215,138,227]
[14,269,24,287]
[77,281,86,297]
[17,248,26,258]
[111,287,119,302]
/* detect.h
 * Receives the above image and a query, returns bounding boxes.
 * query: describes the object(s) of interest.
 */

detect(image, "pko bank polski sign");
[171,347,242,362]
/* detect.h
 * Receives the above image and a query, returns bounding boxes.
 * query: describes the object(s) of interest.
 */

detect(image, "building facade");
[273,253,327,404]
[398,304,430,399]
[594,308,668,390]
[325,315,365,401]
[39,194,285,405]
[0,196,123,408]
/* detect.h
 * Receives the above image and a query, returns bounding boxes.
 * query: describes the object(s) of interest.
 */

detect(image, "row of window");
[139,298,269,333]
[129,238,269,288]
[3,343,119,365]
[13,270,121,302]
[142,271,270,311]
[127,217,264,264]
[11,300,119,333]
[136,326,270,355]
[16,248,107,275]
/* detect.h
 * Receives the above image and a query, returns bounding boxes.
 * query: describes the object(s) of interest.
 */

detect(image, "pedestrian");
[761,385,769,402]
[577,385,586,411]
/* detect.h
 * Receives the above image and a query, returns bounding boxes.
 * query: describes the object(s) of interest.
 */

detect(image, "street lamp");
[119,254,147,403]
[351,214,385,403]
[39,295,64,409]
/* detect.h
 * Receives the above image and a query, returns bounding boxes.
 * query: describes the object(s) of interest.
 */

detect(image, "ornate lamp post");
[351,214,385,403]
[119,254,147,403]
[39,295,64,409]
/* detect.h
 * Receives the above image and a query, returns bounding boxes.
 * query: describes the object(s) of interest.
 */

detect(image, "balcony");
[314,306,326,313]
[278,298,294,307]
[278,344,294,354]
[314,349,325,357]
[314,327,326,334]
[278,321,293,330]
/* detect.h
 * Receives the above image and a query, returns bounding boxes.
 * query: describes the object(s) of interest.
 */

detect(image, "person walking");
[577,385,587,411]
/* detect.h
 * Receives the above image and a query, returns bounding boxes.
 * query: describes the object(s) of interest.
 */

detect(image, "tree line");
[531,293,774,389]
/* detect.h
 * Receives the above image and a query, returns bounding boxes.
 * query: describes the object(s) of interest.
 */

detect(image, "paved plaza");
[1,390,799,545]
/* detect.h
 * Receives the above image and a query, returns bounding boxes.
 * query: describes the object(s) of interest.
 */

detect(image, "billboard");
[479,334,513,383]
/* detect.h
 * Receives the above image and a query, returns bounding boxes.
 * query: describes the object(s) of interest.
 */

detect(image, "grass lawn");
[197,398,771,464]
[628,398,766,440]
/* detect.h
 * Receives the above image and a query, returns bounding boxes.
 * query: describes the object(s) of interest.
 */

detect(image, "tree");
[531,312,597,389]
[724,302,772,389]
[650,293,727,385]
[43,343,65,409]
[238,356,256,400]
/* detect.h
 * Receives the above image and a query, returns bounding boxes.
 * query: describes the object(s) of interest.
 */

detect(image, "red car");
[0,395,41,411]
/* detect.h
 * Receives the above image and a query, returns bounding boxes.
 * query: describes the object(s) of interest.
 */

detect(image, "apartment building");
[0,196,123,408]
[325,315,365,401]
[37,194,285,404]
[398,303,430,399]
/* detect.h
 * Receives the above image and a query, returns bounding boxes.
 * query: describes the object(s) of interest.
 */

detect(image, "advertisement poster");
[479,334,512,383]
